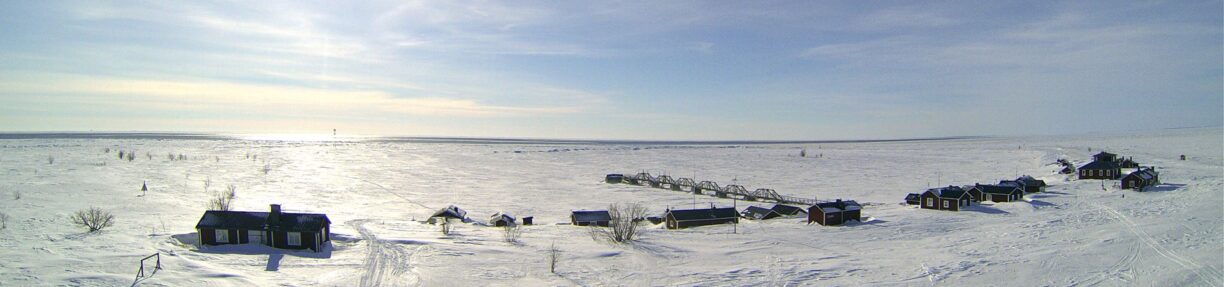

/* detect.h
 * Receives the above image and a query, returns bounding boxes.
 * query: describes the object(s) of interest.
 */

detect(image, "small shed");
[605,174,625,184]
[1118,157,1140,168]
[428,205,468,224]
[664,207,739,229]
[195,204,331,252]
[740,206,781,220]
[489,212,516,227]
[904,193,920,205]
[571,210,612,227]
[808,199,862,226]
[770,204,807,217]
[920,186,972,211]
[522,216,534,226]
[1122,167,1160,190]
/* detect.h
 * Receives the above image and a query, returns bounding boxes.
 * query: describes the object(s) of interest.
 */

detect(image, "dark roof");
[571,210,611,222]
[1015,175,1047,187]
[1080,160,1119,170]
[741,206,780,220]
[813,200,862,212]
[905,193,920,201]
[431,205,467,219]
[1094,151,1116,158]
[925,186,968,199]
[667,207,738,221]
[997,180,1023,188]
[490,212,515,222]
[770,204,807,216]
[195,210,330,232]
[973,184,1022,194]
[1125,168,1159,181]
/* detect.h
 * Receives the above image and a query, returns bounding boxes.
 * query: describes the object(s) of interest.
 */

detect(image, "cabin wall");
[808,208,824,225]
[845,210,861,221]
[674,218,737,229]
[199,228,215,245]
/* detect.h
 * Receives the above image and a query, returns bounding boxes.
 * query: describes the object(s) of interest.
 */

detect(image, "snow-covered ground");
[0,127,1220,286]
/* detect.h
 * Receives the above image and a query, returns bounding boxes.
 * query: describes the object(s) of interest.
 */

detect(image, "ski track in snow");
[1090,202,1223,286]
[351,220,419,287]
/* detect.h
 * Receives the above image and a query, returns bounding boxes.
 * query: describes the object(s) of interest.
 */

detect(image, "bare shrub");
[146,152,152,160]
[502,225,522,243]
[126,151,135,161]
[589,203,648,244]
[547,242,561,274]
[0,212,9,230]
[207,188,236,211]
[104,148,110,153]
[13,190,20,200]
[47,156,54,164]
[167,153,175,161]
[118,150,125,159]
[71,207,115,232]
[202,177,212,191]
[261,163,272,175]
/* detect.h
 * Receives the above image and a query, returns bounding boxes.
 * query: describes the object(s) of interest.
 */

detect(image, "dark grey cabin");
[664,207,738,229]
[195,204,331,252]
[741,206,781,220]
[571,210,612,227]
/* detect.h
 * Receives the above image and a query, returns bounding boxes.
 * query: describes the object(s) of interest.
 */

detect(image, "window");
[943,200,950,208]
[248,230,264,245]
[287,232,302,246]
[215,229,229,243]
[926,198,933,207]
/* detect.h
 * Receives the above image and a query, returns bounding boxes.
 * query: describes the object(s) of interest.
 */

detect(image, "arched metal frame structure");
[611,172,819,206]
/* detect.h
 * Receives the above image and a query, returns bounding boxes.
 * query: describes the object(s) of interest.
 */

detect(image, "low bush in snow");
[71,207,114,232]
[207,187,236,211]
[589,202,647,244]
[502,225,522,243]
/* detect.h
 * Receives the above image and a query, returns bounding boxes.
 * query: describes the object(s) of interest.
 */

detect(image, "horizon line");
[0,131,983,145]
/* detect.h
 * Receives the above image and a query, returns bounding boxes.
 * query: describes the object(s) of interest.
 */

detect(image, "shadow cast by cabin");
[172,233,333,259]
[1138,183,1184,193]
[961,205,1009,215]
[1027,200,1056,208]
[265,254,283,271]
[844,218,888,226]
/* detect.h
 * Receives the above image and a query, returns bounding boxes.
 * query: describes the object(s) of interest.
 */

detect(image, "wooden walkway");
[615,172,819,206]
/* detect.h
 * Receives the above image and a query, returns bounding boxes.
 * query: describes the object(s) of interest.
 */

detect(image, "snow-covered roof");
[432,205,468,219]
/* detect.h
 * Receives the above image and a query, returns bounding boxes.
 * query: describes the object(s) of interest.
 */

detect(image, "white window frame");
[215,229,229,243]
[926,198,933,207]
[942,200,950,208]
[287,232,302,246]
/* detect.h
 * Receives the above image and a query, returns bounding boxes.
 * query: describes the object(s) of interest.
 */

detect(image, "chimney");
[270,204,281,223]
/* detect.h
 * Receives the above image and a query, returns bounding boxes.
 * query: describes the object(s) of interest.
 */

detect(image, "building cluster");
[905,175,1047,212]
[1078,151,1161,190]
[191,150,1166,253]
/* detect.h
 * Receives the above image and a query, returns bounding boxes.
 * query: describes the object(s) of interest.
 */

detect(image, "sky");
[0,1,1220,140]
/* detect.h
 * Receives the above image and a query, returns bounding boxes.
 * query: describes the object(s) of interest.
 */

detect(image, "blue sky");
[0,1,1220,140]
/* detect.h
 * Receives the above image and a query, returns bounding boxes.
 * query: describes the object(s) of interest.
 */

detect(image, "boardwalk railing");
[613,172,820,206]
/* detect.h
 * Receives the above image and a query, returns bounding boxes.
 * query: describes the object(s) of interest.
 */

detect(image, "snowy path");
[351,220,419,287]
[1090,202,1223,285]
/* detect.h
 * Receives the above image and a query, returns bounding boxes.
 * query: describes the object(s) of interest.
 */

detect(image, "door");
[248,230,265,245]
